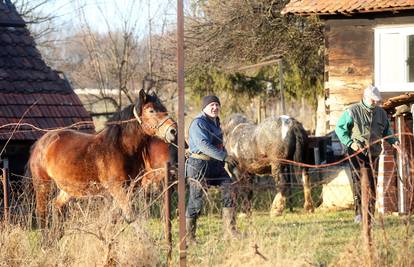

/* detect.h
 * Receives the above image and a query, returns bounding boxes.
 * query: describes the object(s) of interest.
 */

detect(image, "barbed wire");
[1,109,411,169]
[1,104,412,216]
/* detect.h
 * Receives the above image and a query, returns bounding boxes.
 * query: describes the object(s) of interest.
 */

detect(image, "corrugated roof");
[282,0,414,15]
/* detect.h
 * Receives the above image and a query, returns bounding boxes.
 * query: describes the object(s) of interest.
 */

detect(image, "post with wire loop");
[361,167,373,266]
[164,162,172,265]
[176,0,187,265]
[396,115,406,214]
[2,158,10,224]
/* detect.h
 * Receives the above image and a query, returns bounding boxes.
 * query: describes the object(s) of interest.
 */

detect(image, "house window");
[375,26,414,91]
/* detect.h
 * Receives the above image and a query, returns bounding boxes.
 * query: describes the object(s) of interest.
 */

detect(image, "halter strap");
[156,116,176,130]
[133,106,176,142]
[133,106,142,124]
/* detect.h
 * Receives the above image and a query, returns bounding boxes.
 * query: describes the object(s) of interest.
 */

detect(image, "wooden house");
[283,0,414,133]
[282,0,414,213]
[0,1,92,185]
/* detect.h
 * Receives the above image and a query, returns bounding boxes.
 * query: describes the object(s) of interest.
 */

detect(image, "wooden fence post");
[361,167,373,266]
[164,162,172,265]
[396,115,407,214]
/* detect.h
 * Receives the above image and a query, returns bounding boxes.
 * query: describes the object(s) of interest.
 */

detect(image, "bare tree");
[62,0,149,110]
[185,0,324,99]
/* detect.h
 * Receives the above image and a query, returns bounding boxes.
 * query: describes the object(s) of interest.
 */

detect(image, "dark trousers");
[348,148,378,217]
[185,157,235,218]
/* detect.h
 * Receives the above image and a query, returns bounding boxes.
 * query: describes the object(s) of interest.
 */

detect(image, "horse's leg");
[144,187,150,219]
[32,173,52,228]
[302,169,314,212]
[270,163,287,217]
[54,190,72,215]
[241,174,253,217]
[106,181,134,223]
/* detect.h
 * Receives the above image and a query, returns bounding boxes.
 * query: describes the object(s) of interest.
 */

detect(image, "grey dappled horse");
[223,113,314,216]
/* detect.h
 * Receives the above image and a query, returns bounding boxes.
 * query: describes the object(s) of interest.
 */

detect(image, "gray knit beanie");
[202,95,220,110]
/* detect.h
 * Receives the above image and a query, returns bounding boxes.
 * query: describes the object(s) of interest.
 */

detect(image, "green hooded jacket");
[335,100,398,157]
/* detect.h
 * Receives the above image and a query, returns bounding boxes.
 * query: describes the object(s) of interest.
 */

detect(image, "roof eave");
[282,6,414,16]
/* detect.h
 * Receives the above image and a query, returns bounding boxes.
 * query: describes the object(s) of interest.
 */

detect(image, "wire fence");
[1,113,414,265]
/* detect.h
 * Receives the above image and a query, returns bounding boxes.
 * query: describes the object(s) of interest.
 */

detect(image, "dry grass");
[0,195,161,267]
[1,186,414,266]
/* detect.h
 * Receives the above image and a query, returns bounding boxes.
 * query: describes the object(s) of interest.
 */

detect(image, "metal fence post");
[176,0,187,265]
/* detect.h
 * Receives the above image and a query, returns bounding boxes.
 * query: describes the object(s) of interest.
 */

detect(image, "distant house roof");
[0,0,93,141]
[282,0,414,15]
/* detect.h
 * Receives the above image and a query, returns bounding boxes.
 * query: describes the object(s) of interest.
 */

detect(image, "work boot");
[222,207,241,239]
[186,217,197,245]
[354,214,362,224]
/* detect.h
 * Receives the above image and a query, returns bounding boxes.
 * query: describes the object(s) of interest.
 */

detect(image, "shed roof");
[0,0,25,27]
[0,93,93,140]
[0,0,93,141]
[0,26,73,94]
[282,0,414,15]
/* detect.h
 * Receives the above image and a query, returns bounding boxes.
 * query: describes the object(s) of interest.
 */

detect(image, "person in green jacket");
[335,85,400,223]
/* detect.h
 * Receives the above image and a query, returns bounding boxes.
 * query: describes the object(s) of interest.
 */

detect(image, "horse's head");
[222,113,252,138]
[133,89,177,143]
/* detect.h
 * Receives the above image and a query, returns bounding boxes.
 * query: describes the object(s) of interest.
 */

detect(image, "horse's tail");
[286,118,309,183]
[24,141,49,228]
[24,141,37,182]
[291,119,308,165]
[290,119,314,212]
[22,147,38,227]
[24,158,32,180]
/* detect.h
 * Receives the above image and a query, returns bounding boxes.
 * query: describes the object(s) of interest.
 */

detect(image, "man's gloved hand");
[224,154,238,168]
[350,142,361,151]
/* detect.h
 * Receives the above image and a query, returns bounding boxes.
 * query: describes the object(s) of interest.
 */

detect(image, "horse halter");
[133,106,177,142]
[133,106,142,124]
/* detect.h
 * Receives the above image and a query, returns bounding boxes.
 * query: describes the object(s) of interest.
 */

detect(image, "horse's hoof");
[269,210,283,217]
[304,204,315,213]
[123,213,136,224]
[305,208,315,213]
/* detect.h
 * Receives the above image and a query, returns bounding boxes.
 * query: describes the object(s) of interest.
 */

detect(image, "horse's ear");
[135,89,147,116]
[143,77,155,93]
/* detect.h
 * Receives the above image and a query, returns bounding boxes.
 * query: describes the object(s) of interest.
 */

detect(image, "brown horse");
[28,89,176,226]
[141,137,177,190]
[223,113,314,217]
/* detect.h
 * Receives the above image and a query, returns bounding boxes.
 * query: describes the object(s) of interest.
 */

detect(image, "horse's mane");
[104,105,137,145]
[223,113,253,136]
[146,93,167,113]
[103,93,167,145]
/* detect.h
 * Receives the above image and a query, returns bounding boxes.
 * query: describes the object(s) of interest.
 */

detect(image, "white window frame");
[375,25,414,92]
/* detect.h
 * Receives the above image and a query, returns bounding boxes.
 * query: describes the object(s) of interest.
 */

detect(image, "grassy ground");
[146,209,414,266]
[1,196,414,266]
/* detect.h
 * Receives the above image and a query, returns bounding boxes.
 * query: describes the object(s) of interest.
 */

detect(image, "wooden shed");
[282,0,414,213]
[283,0,414,134]
[0,1,93,186]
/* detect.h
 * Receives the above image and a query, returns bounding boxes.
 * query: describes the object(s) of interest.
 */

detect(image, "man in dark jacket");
[335,85,400,223]
[186,95,239,243]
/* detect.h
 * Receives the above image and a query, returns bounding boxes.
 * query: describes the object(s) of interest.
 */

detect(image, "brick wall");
[377,142,398,213]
